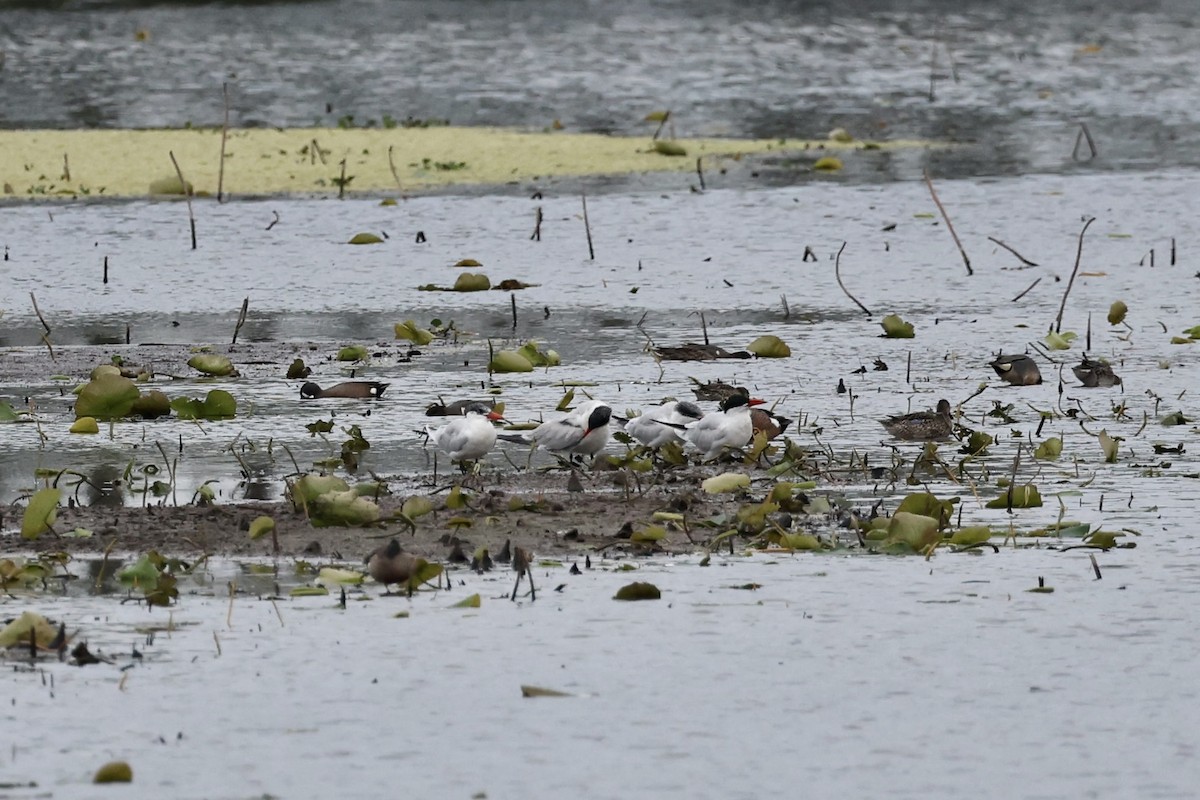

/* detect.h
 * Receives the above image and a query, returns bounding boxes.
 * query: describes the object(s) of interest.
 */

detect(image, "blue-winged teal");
[990,354,1043,386]
[300,381,389,399]
[881,399,954,441]
[1072,357,1122,387]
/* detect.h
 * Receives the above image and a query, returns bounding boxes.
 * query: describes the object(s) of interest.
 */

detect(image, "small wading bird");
[684,393,766,461]
[425,403,505,470]
[300,381,389,399]
[616,400,705,449]
[365,539,422,596]
[1073,356,1122,388]
[499,400,613,458]
[990,353,1043,386]
[881,398,954,441]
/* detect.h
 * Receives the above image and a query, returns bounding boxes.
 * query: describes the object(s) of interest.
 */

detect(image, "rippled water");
[3,0,1200,179]
[4,2,1200,797]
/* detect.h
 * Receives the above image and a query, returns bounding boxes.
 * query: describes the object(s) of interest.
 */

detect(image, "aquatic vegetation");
[880,314,914,338]
[117,551,185,606]
[93,762,133,784]
[347,232,384,245]
[1108,300,1128,325]
[187,354,237,377]
[614,581,661,600]
[746,335,791,358]
[394,319,434,345]
[170,389,237,420]
[75,373,140,420]
[336,345,368,361]
[21,487,60,539]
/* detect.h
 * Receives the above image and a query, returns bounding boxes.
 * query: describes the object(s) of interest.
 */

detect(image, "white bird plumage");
[620,400,705,449]
[426,403,503,462]
[503,400,614,456]
[685,394,764,461]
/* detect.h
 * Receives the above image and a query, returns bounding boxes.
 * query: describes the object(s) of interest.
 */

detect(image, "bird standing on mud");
[499,400,613,458]
[365,539,422,595]
[617,400,705,449]
[684,393,765,461]
[425,402,505,466]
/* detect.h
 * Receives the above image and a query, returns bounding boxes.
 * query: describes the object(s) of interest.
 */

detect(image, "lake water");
[3,0,1200,797]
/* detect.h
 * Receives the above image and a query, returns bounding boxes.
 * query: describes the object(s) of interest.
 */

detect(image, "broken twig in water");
[232,298,249,345]
[834,242,872,315]
[530,206,542,241]
[987,236,1039,267]
[1054,217,1096,332]
[1072,122,1098,162]
[696,157,706,191]
[581,193,595,260]
[387,145,403,192]
[923,169,971,276]
[510,293,518,330]
[30,292,55,361]
[103,256,109,285]
[1012,277,1041,302]
[168,150,197,250]
[218,82,230,203]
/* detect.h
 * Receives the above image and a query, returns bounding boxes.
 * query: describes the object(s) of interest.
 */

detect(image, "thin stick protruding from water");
[700,311,709,346]
[1011,277,1041,302]
[30,292,55,361]
[781,294,790,319]
[232,297,249,345]
[218,82,230,203]
[387,145,403,192]
[696,157,706,191]
[1072,123,1098,162]
[923,169,971,275]
[103,256,109,285]
[168,150,197,250]
[530,206,542,241]
[834,242,872,315]
[62,153,71,182]
[987,236,1039,267]
[1055,216,1096,332]
[510,293,517,330]
[337,158,348,200]
[1086,312,1093,351]
[581,193,595,260]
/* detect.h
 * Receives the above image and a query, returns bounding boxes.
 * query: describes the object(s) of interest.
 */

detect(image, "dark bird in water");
[881,399,954,441]
[300,381,389,399]
[653,343,752,362]
[1072,356,1122,388]
[425,398,497,416]
[990,354,1043,386]
[364,539,423,595]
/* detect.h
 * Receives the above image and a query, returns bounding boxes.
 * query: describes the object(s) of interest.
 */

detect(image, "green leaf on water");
[813,156,843,171]
[747,335,792,358]
[21,488,60,540]
[702,472,751,494]
[75,374,140,420]
[401,496,435,519]
[1043,330,1077,350]
[452,593,481,608]
[0,401,19,422]
[393,320,434,345]
[1108,301,1128,325]
[337,345,368,361]
[614,581,661,601]
[348,232,384,245]
[1034,437,1063,459]
[248,515,275,541]
[948,526,993,546]
[1099,429,1119,463]
[652,140,687,157]
[489,349,534,373]
[453,272,491,292]
[187,354,236,376]
[880,314,915,338]
[985,484,1044,509]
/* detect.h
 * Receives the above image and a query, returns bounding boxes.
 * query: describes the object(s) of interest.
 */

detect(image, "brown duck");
[881,399,954,441]
[653,343,751,362]
[990,354,1042,386]
[300,381,389,399]
[365,539,421,594]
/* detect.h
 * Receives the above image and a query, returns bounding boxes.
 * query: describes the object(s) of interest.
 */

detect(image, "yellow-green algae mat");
[1,127,926,199]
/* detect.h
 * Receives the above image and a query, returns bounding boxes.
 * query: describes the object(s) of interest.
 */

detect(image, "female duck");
[881,398,954,441]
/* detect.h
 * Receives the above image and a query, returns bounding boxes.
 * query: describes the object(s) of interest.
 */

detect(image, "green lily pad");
[21,488,60,540]
[702,472,751,494]
[880,314,915,338]
[394,320,434,345]
[348,232,384,245]
[489,350,534,373]
[1034,437,1063,459]
[337,345,368,362]
[453,273,491,292]
[747,335,792,358]
[652,140,687,157]
[614,581,661,601]
[75,373,140,420]
[248,515,275,541]
[1107,301,1128,325]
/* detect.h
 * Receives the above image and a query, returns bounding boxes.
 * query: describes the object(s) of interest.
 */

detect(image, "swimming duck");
[365,539,421,595]
[881,398,954,441]
[425,403,505,463]
[300,381,389,399]
[990,354,1042,386]
[653,343,752,362]
[685,393,766,460]
[425,398,496,416]
[1072,356,1122,388]
[690,378,746,403]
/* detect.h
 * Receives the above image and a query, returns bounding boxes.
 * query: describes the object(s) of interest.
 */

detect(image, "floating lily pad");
[886,511,941,551]
[337,345,368,361]
[290,474,351,506]
[455,258,482,267]
[776,532,822,551]
[452,593,482,609]
[149,175,191,195]
[747,335,791,358]
[248,515,275,541]
[614,581,661,601]
[21,488,60,540]
[394,320,434,345]
[75,374,140,420]
[131,389,171,419]
[985,483,1043,509]
[170,389,236,421]
[813,156,843,171]
[828,127,854,142]
[0,611,59,648]
[188,354,236,377]
[1108,300,1128,325]
[702,472,751,494]
[0,401,19,422]
[1034,436,1063,459]
[1043,330,1077,350]
[317,566,365,585]
[880,314,915,338]
[348,232,384,245]
[453,272,491,292]
[949,526,993,546]
[1099,429,1119,463]
[652,140,687,157]
[93,761,133,784]
[70,416,100,434]
[286,358,311,379]
[489,349,534,373]
[309,490,381,527]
